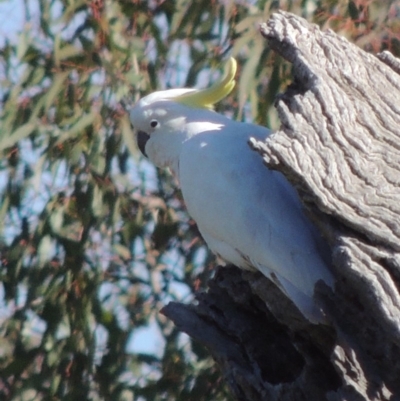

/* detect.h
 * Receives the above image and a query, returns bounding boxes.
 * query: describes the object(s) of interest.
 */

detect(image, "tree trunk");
[162,11,400,401]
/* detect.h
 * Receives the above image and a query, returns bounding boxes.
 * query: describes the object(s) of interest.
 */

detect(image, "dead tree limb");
[162,11,400,401]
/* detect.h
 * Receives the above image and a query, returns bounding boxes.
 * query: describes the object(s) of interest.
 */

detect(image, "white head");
[129,58,237,171]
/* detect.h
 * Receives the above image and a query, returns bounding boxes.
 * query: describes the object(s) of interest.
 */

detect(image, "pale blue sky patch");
[94,323,109,365]
[165,40,191,88]
[126,314,166,358]
[21,309,47,347]
[0,283,12,321]
[0,0,31,48]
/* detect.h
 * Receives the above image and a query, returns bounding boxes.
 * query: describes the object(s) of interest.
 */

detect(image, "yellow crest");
[175,57,237,109]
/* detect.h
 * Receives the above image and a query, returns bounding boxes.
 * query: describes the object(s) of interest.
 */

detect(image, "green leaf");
[45,71,70,111]
[37,235,54,267]
[91,184,104,217]
[0,122,36,152]
[54,112,96,145]
[113,244,132,260]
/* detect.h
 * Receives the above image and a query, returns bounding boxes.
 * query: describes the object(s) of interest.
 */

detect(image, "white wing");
[178,119,333,323]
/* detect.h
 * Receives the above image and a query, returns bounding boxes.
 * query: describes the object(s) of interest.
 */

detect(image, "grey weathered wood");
[162,11,400,401]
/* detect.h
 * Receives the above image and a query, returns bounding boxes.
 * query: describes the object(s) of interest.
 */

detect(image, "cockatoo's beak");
[137,131,149,157]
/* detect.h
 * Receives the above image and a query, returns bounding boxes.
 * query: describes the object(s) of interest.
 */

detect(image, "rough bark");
[162,11,400,401]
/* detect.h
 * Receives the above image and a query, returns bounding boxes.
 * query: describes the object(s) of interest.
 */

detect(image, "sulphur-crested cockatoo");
[129,58,334,323]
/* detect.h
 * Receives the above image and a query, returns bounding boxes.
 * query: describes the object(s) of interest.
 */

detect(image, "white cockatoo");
[129,58,334,323]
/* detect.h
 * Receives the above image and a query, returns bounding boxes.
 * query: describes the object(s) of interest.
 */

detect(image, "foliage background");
[0,0,399,400]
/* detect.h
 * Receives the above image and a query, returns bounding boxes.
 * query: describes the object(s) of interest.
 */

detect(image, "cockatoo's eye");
[150,120,158,128]
[137,131,150,157]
